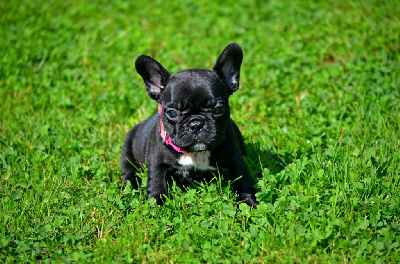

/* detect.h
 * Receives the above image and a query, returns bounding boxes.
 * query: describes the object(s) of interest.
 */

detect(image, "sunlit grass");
[1,0,399,262]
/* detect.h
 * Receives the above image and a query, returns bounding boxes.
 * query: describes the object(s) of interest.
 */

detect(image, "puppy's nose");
[189,120,204,132]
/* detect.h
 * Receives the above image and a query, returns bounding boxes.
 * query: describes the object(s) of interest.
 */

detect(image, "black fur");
[121,43,258,207]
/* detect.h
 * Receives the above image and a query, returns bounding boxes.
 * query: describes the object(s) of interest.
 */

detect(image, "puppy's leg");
[121,129,141,189]
[230,155,258,208]
[146,164,169,205]
[121,156,140,189]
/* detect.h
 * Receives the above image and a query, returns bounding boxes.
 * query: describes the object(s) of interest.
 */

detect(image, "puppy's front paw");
[238,193,258,208]
[147,193,166,206]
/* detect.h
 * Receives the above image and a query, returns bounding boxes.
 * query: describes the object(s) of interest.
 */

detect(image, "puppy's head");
[135,43,243,152]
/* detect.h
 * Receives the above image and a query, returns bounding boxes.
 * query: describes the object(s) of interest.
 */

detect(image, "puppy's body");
[121,44,258,207]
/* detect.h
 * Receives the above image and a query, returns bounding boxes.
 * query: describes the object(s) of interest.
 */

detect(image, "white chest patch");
[178,151,215,171]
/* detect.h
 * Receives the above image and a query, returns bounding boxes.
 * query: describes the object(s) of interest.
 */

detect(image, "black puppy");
[121,43,258,207]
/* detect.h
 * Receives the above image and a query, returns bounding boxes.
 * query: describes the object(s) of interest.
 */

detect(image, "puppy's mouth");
[174,135,224,153]
[173,139,209,152]
[186,143,207,152]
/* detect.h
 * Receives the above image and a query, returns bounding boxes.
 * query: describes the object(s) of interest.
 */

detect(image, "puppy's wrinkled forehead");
[162,69,229,108]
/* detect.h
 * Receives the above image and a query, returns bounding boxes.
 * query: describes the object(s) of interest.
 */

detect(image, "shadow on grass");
[245,142,298,180]
[244,142,315,204]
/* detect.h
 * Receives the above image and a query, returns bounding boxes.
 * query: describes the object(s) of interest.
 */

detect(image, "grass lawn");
[1,0,399,262]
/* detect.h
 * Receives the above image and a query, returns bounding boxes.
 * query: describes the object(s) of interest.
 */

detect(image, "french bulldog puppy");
[121,43,258,207]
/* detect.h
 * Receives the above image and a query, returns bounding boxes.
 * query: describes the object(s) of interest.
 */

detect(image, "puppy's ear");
[135,55,170,101]
[212,43,243,94]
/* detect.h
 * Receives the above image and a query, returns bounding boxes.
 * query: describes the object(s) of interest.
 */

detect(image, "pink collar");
[158,104,186,153]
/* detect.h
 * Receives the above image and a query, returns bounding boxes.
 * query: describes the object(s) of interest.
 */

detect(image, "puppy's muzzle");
[189,119,205,133]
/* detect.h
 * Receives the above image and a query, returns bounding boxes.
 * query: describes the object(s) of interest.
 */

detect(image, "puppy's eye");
[166,109,178,119]
[213,106,225,115]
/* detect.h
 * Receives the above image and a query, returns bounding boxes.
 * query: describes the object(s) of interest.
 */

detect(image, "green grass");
[1,0,399,262]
